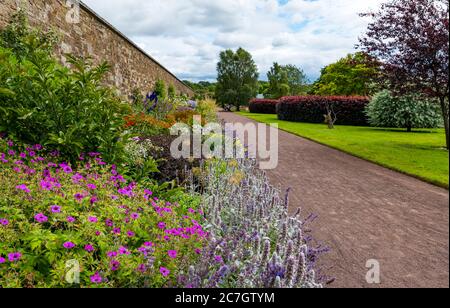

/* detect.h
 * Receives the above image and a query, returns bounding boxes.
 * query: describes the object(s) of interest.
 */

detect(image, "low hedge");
[249,99,280,114]
[277,96,370,126]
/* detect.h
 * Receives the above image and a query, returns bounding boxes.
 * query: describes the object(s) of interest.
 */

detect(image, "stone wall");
[0,0,194,98]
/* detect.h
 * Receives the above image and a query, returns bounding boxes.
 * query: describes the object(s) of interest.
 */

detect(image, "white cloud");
[83,0,385,82]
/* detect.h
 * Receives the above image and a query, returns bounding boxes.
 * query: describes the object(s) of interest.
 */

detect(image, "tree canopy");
[265,63,309,98]
[359,0,449,148]
[310,52,379,96]
[215,48,259,111]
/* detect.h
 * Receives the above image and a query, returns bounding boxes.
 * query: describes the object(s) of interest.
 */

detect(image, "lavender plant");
[185,159,328,288]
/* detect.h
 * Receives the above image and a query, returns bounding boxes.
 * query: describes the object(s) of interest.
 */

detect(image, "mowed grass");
[237,111,449,188]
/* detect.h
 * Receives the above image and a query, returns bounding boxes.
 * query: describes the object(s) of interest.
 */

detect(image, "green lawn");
[237,111,449,188]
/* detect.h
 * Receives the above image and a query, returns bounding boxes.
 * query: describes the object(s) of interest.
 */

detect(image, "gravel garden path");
[218,111,449,288]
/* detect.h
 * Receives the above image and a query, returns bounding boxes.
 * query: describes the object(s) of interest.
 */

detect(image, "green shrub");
[0,15,130,165]
[366,90,442,131]
[0,11,57,61]
[168,84,176,99]
[0,139,205,288]
[154,79,167,101]
[0,47,129,164]
[195,99,218,123]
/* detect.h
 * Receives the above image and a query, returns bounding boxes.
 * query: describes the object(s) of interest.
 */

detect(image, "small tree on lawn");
[359,0,449,148]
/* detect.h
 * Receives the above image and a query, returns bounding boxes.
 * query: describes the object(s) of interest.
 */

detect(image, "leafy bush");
[0,16,130,165]
[123,137,161,182]
[277,96,369,126]
[195,99,218,123]
[0,11,57,60]
[249,99,280,114]
[154,79,167,102]
[366,90,443,131]
[185,159,327,288]
[0,139,205,288]
[168,84,176,99]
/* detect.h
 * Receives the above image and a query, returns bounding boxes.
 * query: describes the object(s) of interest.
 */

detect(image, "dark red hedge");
[249,99,280,114]
[276,96,370,126]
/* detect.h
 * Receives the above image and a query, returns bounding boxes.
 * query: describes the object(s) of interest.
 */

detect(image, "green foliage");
[183,80,216,100]
[195,99,218,123]
[215,48,259,111]
[366,90,443,132]
[123,137,161,182]
[0,13,129,165]
[154,79,167,101]
[266,63,308,98]
[168,84,176,99]
[267,63,290,99]
[0,10,57,60]
[284,64,309,95]
[0,50,129,165]
[311,52,378,96]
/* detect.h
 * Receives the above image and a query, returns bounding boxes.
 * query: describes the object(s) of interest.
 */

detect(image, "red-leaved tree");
[359,0,449,149]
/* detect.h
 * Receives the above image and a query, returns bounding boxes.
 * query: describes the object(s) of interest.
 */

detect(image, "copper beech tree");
[359,0,449,149]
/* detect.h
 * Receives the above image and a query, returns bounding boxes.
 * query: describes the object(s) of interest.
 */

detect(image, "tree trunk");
[439,96,449,150]
[407,126,412,133]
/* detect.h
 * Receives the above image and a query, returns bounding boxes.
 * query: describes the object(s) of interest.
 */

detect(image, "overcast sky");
[83,0,385,82]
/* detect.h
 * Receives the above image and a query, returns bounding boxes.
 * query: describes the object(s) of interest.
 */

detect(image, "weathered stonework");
[0,0,194,98]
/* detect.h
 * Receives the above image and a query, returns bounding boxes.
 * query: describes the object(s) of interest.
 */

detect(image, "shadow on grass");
[355,127,443,134]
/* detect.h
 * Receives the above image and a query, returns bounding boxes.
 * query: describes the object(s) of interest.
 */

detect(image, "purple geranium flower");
[0,257,5,263]
[40,180,53,191]
[85,245,95,253]
[157,222,166,229]
[168,250,177,259]
[107,251,117,258]
[50,205,61,213]
[16,184,30,193]
[118,246,130,255]
[137,264,147,273]
[63,242,76,249]
[0,219,9,226]
[105,219,114,227]
[90,272,102,284]
[110,260,120,271]
[67,216,76,223]
[61,164,73,174]
[8,252,22,262]
[88,216,98,223]
[160,267,170,277]
[87,184,97,190]
[34,213,48,223]
[74,193,85,201]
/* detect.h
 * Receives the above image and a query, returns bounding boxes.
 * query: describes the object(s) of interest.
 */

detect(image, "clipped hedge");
[277,96,370,126]
[249,99,280,114]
